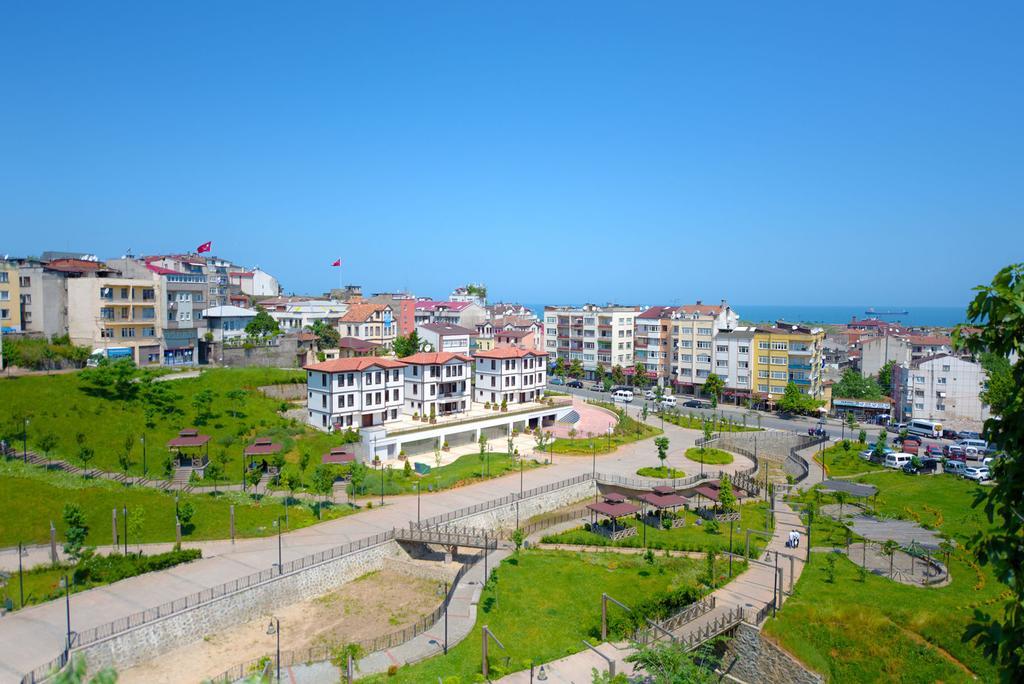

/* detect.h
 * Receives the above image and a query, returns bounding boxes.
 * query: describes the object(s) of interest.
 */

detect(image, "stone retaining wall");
[723,623,823,684]
[78,540,404,672]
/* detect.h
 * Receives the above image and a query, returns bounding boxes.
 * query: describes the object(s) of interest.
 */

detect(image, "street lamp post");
[140,434,147,476]
[415,482,421,526]
[23,417,29,463]
[18,542,26,607]
[276,516,283,573]
[590,441,595,477]
[61,574,72,651]
[122,505,128,555]
[266,618,281,682]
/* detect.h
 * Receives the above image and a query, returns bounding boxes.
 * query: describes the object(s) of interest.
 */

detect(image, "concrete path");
[0,403,786,683]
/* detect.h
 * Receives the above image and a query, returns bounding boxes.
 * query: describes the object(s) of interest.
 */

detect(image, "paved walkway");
[0,403,771,683]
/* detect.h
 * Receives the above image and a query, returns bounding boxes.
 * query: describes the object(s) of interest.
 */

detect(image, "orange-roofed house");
[400,351,473,417]
[303,356,407,431]
[473,347,548,406]
[340,303,397,350]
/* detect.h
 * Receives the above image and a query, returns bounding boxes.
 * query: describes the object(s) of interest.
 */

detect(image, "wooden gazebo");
[166,429,210,468]
[244,437,283,474]
[322,446,356,465]
[586,493,640,541]
[638,486,689,529]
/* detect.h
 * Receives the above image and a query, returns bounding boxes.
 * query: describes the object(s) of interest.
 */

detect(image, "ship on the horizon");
[866,307,909,316]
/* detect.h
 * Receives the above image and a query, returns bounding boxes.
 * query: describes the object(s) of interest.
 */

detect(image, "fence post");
[50,520,58,564]
[112,508,118,552]
[230,505,235,543]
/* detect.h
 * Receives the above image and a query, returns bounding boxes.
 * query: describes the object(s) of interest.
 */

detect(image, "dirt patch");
[118,568,444,684]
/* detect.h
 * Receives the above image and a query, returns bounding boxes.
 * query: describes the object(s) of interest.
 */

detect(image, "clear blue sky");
[2,2,1021,306]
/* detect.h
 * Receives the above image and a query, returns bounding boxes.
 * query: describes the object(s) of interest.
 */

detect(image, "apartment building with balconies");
[400,352,473,417]
[892,354,989,428]
[543,304,639,380]
[474,347,547,406]
[303,357,406,431]
[0,260,22,331]
[67,274,161,365]
[714,327,756,401]
[751,321,826,404]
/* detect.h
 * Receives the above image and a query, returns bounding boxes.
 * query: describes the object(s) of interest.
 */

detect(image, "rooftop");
[415,300,474,312]
[304,356,407,373]
[340,302,389,323]
[400,351,473,365]
[418,322,476,336]
[473,347,547,360]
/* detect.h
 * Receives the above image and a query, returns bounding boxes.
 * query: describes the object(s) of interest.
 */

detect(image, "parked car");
[924,445,944,458]
[612,389,634,403]
[550,377,565,386]
[888,422,908,433]
[901,438,921,455]
[958,431,982,441]
[659,396,677,408]
[941,428,960,440]
[589,383,606,392]
[944,459,967,476]
[566,379,583,389]
[963,466,991,482]
[884,453,913,469]
[682,399,707,408]
[903,457,940,475]
[944,443,965,458]
[808,427,829,438]
[643,389,657,400]
[860,446,894,461]
[958,439,988,456]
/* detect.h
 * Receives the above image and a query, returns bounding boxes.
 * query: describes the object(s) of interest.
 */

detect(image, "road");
[0,397,756,683]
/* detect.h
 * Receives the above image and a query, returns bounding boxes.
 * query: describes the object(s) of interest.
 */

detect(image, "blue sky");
[1,2,1021,306]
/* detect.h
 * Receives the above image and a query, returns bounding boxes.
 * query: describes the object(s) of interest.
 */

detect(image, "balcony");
[792,377,811,385]
[789,363,812,370]
[789,347,813,356]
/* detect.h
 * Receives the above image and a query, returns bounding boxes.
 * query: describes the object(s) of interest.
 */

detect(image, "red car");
[925,445,944,458]
[901,438,921,455]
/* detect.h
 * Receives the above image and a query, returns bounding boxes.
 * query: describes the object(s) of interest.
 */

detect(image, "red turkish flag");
[196,241,212,253]
[331,259,342,267]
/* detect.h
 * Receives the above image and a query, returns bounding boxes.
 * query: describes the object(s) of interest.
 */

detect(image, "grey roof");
[202,305,257,318]
[418,322,476,336]
[820,480,878,498]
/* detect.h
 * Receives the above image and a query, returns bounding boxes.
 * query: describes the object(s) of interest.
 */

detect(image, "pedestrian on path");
[793,530,801,548]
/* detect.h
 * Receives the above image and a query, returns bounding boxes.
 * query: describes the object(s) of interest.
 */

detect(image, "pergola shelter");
[322,447,356,465]
[245,437,284,474]
[166,429,210,468]
[638,487,689,529]
[586,493,641,541]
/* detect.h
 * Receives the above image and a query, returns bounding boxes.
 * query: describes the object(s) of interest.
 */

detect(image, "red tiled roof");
[296,332,318,341]
[495,329,531,339]
[638,492,689,508]
[905,334,951,346]
[338,336,380,351]
[244,440,283,456]
[322,450,355,464]
[166,430,211,448]
[638,305,679,319]
[340,302,389,323]
[692,485,719,501]
[45,258,109,274]
[587,501,641,517]
[473,347,547,359]
[400,352,473,365]
[304,356,406,372]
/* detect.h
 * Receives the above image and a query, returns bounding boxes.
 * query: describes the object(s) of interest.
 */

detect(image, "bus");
[906,419,942,439]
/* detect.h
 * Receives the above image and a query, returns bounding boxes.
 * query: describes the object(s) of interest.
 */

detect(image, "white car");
[962,466,990,482]
[644,389,657,400]
[860,447,894,460]
[659,396,677,408]
[612,389,634,403]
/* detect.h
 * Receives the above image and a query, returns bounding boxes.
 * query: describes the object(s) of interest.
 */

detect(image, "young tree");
[311,464,336,518]
[835,490,849,518]
[882,539,899,579]
[641,402,649,422]
[632,362,648,388]
[511,528,525,553]
[569,358,584,380]
[602,376,613,392]
[846,412,858,435]
[191,388,216,424]
[594,364,606,387]
[245,307,280,337]
[718,474,737,514]
[284,469,302,506]
[225,388,247,419]
[307,320,341,350]
[702,419,714,451]
[118,433,134,480]
[62,503,89,561]
[654,436,670,468]
[553,356,567,379]
[877,360,896,395]
[37,431,59,467]
[80,357,139,401]
[872,430,887,460]
[299,450,312,472]
[858,428,868,444]
[78,444,96,474]
[392,330,422,358]
[611,365,625,386]
[204,459,224,492]
[703,373,724,407]
[178,501,196,530]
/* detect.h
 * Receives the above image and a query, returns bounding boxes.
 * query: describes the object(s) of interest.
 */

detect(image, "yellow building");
[0,260,22,330]
[67,276,162,365]
[752,322,826,404]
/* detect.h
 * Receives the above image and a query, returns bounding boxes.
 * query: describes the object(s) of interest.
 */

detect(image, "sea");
[527,304,968,329]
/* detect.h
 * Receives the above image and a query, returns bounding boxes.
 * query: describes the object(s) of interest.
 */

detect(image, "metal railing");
[676,605,745,651]
[789,435,829,484]
[396,525,498,549]
[631,596,717,646]
[206,551,484,683]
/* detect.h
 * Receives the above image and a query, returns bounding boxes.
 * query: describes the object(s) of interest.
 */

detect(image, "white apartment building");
[304,357,406,431]
[474,348,548,406]
[417,322,473,355]
[262,297,349,333]
[893,354,989,427]
[401,352,473,417]
[544,305,639,380]
[635,301,739,390]
[415,300,487,331]
[714,327,756,400]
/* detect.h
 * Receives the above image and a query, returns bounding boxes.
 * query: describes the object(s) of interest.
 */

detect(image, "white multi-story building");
[474,347,547,406]
[304,357,406,431]
[417,322,473,355]
[893,354,989,428]
[262,297,349,334]
[340,302,397,348]
[400,352,472,417]
[714,327,756,400]
[543,304,639,380]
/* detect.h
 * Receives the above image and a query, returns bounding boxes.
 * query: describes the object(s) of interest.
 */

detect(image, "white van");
[659,396,677,408]
[944,460,967,476]
[958,439,988,455]
[612,389,634,403]
[883,453,912,469]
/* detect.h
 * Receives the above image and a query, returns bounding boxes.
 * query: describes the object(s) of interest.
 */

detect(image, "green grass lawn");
[541,501,771,556]
[636,466,687,478]
[349,453,544,498]
[550,402,661,455]
[814,441,885,478]
[364,550,711,683]
[767,471,1004,682]
[0,368,361,487]
[662,412,761,432]
[0,459,356,547]
[684,447,733,465]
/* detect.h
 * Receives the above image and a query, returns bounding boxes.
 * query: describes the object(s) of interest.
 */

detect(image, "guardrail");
[789,435,829,484]
[631,596,717,646]
[396,526,498,549]
[206,550,485,683]
[676,605,745,651]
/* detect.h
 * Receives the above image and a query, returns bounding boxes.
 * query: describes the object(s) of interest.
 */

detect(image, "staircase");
[557,409,580,425]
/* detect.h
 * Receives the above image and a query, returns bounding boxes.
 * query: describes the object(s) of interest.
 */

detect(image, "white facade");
[474,349,547,406]
[895,355,989,427]
[417,323,472,355]
[202,305,256,341]
[268,299,348,333]
[249,268,281,297]
[304,358,406,431]
[401,352,472,417]
[543,305,639,379]
[714,327,756,394]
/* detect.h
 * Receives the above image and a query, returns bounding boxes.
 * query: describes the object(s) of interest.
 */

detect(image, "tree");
[846,412,858,435]
[553,357,567,379]
[777,382,822,415]
[284,469,302,505]
[832,368,883,401]
[877,360,896,395]
[37,431,58,467]
[568,358,584,380]
[311,464,336,518]
[245,307,280,337]
[954,263,1024,678]
[882,539,899,578]
[718,474,737,514]
[703,373,724,407]
[80,357,139,401]
[511,528,525,553]
[191,388,216,424]
[392,330,422,358]
[118,433,134,479]
[138,378,181,427]
[594,364,606,387]
[632,362,648,388]
[78,443,95,473]
[307,320,341,350]
[62,503,89,561]
[204,459,224,492]
[979,352,1014,413]
[602,376,613,392]
[611,365,625,386]
[623,640,719,684]
[641,402,649,422]
[178,501,196,529]
[225,388,247,419]
[834,490,849,518]
[872,430,887,460]
[654,436,669,467]
[858,428,868,444]
[299,450,311,472]
[702,419,714,449]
